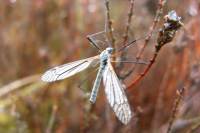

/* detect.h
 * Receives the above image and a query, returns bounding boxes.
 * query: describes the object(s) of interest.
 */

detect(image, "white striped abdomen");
[89,64,106,103]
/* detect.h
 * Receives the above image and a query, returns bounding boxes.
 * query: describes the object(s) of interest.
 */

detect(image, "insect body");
[90,47,113,103]
[41,47,132,124]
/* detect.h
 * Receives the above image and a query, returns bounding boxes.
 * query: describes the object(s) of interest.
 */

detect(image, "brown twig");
[0,74,41,98]
[127,49,158,88]
[46,104,58,133]
[169,117,200,133]
[123,0,134,46]
[117,0,135,70]
[104,0,116,49]
[128,9,183,89]
[186,121,200,133]
[120,0,166,80]
[166,87,185,133]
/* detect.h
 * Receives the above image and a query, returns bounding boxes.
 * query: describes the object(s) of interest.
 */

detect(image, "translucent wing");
[42,56,100,82]
[103,61,132,124]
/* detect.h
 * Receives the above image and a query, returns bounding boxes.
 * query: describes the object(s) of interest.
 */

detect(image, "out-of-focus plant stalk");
[167,87,185,133]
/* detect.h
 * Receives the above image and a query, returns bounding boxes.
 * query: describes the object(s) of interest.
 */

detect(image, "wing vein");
[42,56,99,82]
[56,61,88,80]
[103,61,132,124]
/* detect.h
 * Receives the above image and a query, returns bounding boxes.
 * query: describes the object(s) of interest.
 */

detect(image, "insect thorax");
[100,48,112,66]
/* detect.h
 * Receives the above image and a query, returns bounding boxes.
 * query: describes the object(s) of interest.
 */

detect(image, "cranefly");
[41,35,148,124]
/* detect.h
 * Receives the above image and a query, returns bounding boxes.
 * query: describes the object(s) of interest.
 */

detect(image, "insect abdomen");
[89,66,105,103]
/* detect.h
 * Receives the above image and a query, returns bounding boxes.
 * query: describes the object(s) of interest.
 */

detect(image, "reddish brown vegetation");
[0,0,200,133]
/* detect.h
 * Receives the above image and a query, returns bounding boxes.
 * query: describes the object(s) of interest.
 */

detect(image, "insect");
[41,32,148,124]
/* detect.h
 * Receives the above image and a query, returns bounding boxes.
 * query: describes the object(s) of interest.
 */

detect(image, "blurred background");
[0,0,200,133]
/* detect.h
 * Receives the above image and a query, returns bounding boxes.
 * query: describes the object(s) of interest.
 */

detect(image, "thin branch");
[120,0,166,80]
[46,105,58,133]
[128,9,183,89]
[122,0,135,46]
[128,51,158,87]
[170,117,200,133]
[117,0,135,70]
[167,87,185,133]
[0,74,41,98]
[186,121,200,133]
[104,0,116,48]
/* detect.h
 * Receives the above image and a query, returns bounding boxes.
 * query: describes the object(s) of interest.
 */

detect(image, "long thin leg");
[111,60,149,65]
[87,31,106,52]
[117,30,159,52]
[117,36,145,52]
[78,68,99,90]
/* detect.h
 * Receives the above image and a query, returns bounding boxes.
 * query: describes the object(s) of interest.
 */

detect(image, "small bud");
[156,10,183,51]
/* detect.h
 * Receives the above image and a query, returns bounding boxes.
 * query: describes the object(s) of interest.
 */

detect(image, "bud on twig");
[156,10,183,51]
